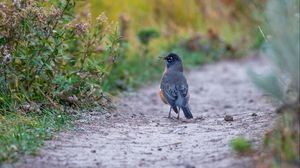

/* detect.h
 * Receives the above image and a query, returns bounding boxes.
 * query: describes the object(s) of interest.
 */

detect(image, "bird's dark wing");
[175,84,189,97]
[161,83,189,104]
[161,83,177,104]
[160,72,189,101]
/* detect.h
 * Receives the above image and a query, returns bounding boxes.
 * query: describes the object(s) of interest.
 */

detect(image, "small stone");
[158,148,162,151]
[224,105,233,109]
[185,164,195,168]
[91,150,96,153]
[251,113,257,117]
[105,114,111,119]
[248,99,254,103]
[195,116,205,121]
[224,115,234,121]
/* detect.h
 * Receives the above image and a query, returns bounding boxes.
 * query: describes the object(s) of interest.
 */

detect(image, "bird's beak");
[159,56,166,60]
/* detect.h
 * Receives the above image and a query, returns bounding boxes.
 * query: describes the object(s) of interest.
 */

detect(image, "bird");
[159,53,193,119]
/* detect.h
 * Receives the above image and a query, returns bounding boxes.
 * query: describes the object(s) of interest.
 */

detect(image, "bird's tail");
[182,106,193,119]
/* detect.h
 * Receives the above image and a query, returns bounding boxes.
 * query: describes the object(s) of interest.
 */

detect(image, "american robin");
[160,53,193,119]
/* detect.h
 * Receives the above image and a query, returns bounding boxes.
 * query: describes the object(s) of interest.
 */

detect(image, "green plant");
[230,137,252,154]
[248,0,299,105]
[0,0,120,113]
[137,27,160,46]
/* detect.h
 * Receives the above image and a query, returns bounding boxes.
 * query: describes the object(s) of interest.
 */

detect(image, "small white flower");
[75,23,88,36]
[12,0,21,9]
[67,95,78,104]
[3,53,12,64]
[96,13,108,24]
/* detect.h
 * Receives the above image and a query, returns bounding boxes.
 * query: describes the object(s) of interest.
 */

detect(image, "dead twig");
[157,142,182,148]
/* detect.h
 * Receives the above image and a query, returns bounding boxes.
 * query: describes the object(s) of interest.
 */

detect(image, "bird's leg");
[168,106,172,118]
[177,108,181,119]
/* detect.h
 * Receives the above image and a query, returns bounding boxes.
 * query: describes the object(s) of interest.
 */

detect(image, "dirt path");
[15,59,275,168]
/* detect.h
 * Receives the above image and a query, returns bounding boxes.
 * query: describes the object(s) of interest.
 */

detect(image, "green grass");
[230,137,252,154]
[102,53,163,92]
[0,111,74,163]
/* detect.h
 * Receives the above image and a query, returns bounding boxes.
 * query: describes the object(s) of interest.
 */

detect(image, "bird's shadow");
[162,116,205,123]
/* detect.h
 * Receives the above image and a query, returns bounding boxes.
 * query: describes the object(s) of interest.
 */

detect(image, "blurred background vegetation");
[0,0,298,166]
[79,0,266,91]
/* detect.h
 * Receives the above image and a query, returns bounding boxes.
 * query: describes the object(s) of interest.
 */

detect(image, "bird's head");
[162,53,182,68]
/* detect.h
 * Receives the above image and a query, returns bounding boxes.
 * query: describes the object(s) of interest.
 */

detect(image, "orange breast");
[159,90,168,104]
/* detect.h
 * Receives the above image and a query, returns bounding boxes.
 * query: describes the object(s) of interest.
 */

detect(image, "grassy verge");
[0,110,74,163]
[0,0,117,164]
[255,106,300,167]
[229,108,299,167]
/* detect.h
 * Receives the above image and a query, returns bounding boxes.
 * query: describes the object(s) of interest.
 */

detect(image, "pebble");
[251,113,258,116]
[224,105,233,109]
[224,115,234,121]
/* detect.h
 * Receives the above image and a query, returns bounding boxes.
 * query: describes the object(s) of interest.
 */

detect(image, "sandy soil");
[15,59,275,168]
